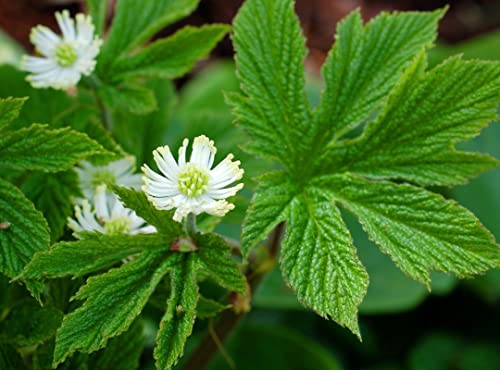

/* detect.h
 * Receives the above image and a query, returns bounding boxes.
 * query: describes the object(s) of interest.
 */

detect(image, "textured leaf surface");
[0,178,49,280]
[154,254,198,370]
[21,170,81,241]
[321,55,500,186]
[317,174,500,285]
[22,233,166,280]
[314,10,443,141]
[230,0,310,169]
[0,124,108,172]
[0,97,25,128]
[195,233,246,293]
[112,25,230,80]
[241,171,296,257]
[90,319,144,370]
[234,0,500,337]
[99,0,199,73]
[280,191,368,336]
[53,251,179,366]
[113,186,182,236]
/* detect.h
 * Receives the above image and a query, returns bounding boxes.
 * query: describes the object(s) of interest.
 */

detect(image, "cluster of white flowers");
[22,11,245,234]
[69,158,155,238]
[21,10,101,89]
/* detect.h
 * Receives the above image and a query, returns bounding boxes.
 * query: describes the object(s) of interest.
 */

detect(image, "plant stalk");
[180,222,284,370]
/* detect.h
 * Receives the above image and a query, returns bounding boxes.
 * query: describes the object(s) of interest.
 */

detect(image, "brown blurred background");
[1,0,500,72]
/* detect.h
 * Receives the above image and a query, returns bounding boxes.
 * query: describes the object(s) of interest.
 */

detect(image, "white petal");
[56,10,76,42]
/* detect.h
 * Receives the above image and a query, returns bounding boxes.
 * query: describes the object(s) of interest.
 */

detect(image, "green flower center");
[178,164,209,197]
[55,42,77,67]
[91,170,116,188]
[104,217,131,235]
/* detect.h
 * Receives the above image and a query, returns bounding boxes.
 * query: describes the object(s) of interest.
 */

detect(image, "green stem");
[87,74,114,131]
[184,213,197,236]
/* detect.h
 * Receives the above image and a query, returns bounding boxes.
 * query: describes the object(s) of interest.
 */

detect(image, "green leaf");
[0,124,108,172]
[0,344,26,370]
[0,300,63,347]
[241,171,296,257]
[112,25,230,80]
[53,250,179,366]
[194,233,246,294]
[318,174,500,286]
[0,178,49,281]
[98,0,199,73]
[21,170,81,242]
[154,254,198,370]
[280,190,368,337]
[322,55,500,186]
[98,83,157,115]
[197,296,229,319]
[85,0,107,36]
[89,319,144,370]
[112,80,176,165]
[314,9,443,142]
[0,97,26,129]
[22,233,167,280]
[229,0,311,169]
[113,186,182,236]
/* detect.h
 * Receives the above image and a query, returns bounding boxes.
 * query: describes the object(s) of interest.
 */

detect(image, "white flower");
[68,185,156,237]
[76,157,142,200]
[142,135,244,222]
[21,10,101,89]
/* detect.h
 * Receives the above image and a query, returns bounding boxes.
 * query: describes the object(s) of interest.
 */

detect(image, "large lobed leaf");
[233,0,500,337]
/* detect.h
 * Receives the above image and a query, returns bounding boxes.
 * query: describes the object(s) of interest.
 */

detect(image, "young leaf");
[111,25,230,81]
[0,97,26,129]
[22,233,167,280]
[279,191,368,337]
[0,178,49,281]
[0,124,109,172]
[53,250,180,366]
[229,0,311,169]
[21,170,81,242]
[194,233,246,294]
[316,174,500,286]
[154,254,199,370]
[98,0,199,73]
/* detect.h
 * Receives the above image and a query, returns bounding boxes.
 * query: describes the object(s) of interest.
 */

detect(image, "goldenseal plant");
[2,0,500,369]
[21,10,101,89]
[142,135,244,222]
